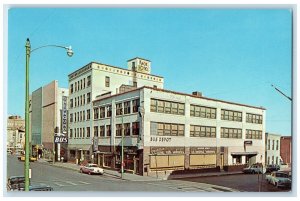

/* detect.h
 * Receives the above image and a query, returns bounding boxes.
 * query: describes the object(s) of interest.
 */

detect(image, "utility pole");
[271,84,292,101]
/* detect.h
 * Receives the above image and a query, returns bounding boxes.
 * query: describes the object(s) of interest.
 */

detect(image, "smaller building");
[265,133,281,165]
[7,115,25,153]
[280,136,292,166]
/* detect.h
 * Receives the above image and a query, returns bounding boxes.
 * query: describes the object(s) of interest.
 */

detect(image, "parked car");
[18,155,37,162]
[266,171,291,188]
[29,185,53,191]
[266,164,280,173]
[80,163,104,175]
[243,164,266,174]
[7,176,26,191]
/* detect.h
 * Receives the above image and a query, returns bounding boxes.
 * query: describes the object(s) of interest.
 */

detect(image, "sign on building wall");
[190,147,217,154]
[93,137,98,152]
[54,136,68,143]
[61,96,68,134]
[150,147,185,155]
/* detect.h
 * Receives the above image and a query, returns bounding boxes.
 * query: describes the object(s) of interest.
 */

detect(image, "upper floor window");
[132,99,139,113]
[69,129,73,138]
[268,139,270,150]
[70,113,73,122]
[86,127,90,138]
[116,103,123,116]
[150,99,184,115]
[94,126,98,137]
[70,99,73,108]
[124,123,130,136]
[221,127,242,139]
[105,76,110,87]
[80,80,83,90]
[190,125,216,138]
[190,105,216,119]
[100,126,105,137]
[124,101,131,114]
[221,109,242,122]
[83,94,85,105]
[153,122,184,136]
[107,105,112,117]
[106,125,111,136]
[276,140,279,150]
[246,129,262,139]
[132,122,139,136]
[116,124,122,136]
[87,109,91,120]
[87,92,91,104]
[94,108,99,119]
[272,140,275,150]
[75,82,77,92]
[246,113,263,124]
[70,84,73,94]
[87,75,91,87]
[100,107,105,118]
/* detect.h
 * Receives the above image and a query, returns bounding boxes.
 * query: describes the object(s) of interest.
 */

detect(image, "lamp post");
[24,38,73,191]
[121,116,124,179]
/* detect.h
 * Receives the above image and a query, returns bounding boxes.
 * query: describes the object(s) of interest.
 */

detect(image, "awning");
[231,152,258,156]
[67,144,91,150]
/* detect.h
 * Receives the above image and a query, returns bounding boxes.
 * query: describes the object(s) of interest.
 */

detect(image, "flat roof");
[93,86,266,110]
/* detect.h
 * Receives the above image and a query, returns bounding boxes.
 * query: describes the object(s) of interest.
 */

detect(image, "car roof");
[29,185,53,191]
[8,176,25,180]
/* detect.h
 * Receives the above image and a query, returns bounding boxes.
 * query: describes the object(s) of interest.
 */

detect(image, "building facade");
[30,80,69,160]
[265,133,281,165]
[92,86,266,175]
[7,115,25,153]
[67,58,164,163]
[280,136,292,166]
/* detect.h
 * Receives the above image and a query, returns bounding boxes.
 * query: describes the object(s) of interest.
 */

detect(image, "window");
[106,125,111,136]
[246,129,262,139]
[107,105,112,117]
[83,94,85,105]
[116,124,122,136]
[100,107,105,118]
[83,78,86,88]
[70,113,73,122]
[80,128,82,138]
[94,108,99,119]
[154,122,184,136]
[82,128,85,138]
[86,127,90,138]
[87,109,90,120]
[116,103,123,116]
[246,113,263,124]
[100,126,105,137]
[77,97,79,106]
[74,113,77,122]
[124,123,130,136]
[272,140,275,150]
[75,82,77,92]
[276,140,279,150]
[69,129,73,138]
[133,81,137,87]
[87,75,91,87]
[157,100,164,113]
[83,111,85,121]
[80,80,82,90]
[87,93,91,104]
[150,99,184,115]
[221,127,242,139]
[190,105,216,119]
[94,126,98,137]
[70,84,73,94]
[165,101,171,114]
[105,76,110,87]
[80,95,83,106]
[132,99,139,113]
[268,139,270,150]
[190,125,216,138]
[132,122,139,136]
[132,62,135,69]
[74,98,77,107]
[80,111,82,121]
[124,101,131,114]
[221,109,242,122]
[151,99,157,112]
[77,81,80,91]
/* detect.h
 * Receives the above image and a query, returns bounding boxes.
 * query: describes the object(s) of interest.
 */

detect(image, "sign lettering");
[150,136,171,142]
[61,96,68,134]
[54,136,68,144]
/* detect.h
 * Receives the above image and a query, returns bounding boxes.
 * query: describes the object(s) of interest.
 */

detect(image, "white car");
[80,163,104,175]
[266,171,291,188]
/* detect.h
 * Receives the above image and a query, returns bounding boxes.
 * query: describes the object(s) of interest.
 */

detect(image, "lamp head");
[66,46,74,57]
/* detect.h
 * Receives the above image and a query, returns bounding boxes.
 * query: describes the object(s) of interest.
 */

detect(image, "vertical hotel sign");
[61,96,68,134]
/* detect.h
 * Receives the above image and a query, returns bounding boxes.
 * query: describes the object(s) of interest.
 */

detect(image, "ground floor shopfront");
[67,144,262,176]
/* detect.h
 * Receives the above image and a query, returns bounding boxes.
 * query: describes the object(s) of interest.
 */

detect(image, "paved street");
[6,155,237,192]
[174,174,292,192]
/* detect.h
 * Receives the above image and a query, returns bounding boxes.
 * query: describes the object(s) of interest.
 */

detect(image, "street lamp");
[24,38,73,191]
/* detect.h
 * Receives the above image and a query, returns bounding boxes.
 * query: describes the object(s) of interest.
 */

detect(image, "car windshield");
[89,164,98,167]
[276,173,288,178]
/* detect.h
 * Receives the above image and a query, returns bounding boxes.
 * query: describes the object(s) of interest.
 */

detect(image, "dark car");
[7,176,26,191]
[266,164,280,173]
[29,185,53,191]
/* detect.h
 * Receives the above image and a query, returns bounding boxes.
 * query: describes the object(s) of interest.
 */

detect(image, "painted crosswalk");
[145,180,237,192]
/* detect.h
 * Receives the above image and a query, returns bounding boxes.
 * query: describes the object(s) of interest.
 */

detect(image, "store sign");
[150,147,185,155]
[61,96,68,134]
[150,136,171,143]
[190,147,217,154]
[137,59,150,74]
[54,136,68,143]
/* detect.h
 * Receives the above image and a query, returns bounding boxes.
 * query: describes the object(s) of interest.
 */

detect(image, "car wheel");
[88,171,91,175]
[251,170,255,174]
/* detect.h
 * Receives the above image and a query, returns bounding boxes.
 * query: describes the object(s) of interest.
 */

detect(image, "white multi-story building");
[67,57,266,176]
[67,58,163,163]
[265,133,281,165]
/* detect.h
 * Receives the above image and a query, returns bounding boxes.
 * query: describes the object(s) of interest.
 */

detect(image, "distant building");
[280,136,292,165]
[29,80,68,161]
[265,133,281,165]
[7,115,25,153]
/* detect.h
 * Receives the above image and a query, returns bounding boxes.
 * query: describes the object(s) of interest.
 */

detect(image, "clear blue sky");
[7,8,292,136]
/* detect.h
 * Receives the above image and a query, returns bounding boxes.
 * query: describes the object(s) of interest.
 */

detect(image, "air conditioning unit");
[192,91,202,97]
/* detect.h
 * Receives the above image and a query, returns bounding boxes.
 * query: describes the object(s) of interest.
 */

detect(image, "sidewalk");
[37,159,243,181]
